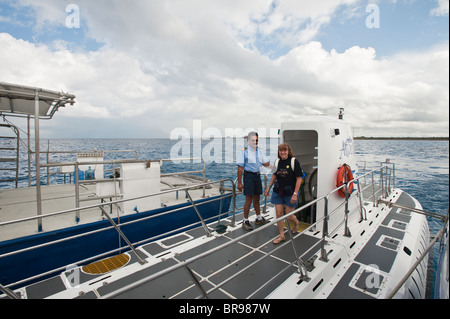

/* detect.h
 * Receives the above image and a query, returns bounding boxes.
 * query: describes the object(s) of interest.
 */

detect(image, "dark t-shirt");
[274,157,303,188]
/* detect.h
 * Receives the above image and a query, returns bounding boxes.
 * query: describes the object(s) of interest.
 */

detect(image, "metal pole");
[319,196,329,262]
[27,115,31,187]
[202,159,206,198]
[186,190,212,237]
[0,283,21,299]
[263,174,268,214]
[35,90,43,232]
[74,162,80,223]
[284,217,299,262]
[99,206,147,265]
[344,183,351,237]
[184,265,209,299]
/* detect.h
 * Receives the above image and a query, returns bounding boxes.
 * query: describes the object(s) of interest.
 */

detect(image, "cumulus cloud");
[0,0,448,138]
[431,0,449,16]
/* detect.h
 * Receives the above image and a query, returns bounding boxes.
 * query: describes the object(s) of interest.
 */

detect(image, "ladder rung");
[0,179,17,183]
[0,168,17,171]
[0,148,17,151]
[0,158,17,162]
[0,136,17,139]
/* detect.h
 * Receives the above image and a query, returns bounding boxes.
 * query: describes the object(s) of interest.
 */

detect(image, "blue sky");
[318,1,448,56]
[0,0,448,138]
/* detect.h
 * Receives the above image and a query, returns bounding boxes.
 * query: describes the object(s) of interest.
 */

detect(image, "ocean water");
[0,138,448,297]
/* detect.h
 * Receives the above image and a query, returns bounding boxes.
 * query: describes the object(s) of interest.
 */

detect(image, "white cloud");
[0,1,448,138]
[431,0,449,16]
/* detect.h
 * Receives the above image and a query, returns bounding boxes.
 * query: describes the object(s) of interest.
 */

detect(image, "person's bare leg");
[285,206,300,234]
[274,204,286,244]
[244,196,253,219]
[253,195,261,216]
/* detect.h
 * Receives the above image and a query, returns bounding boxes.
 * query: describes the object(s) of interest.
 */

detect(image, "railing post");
[99,206,147,265]
[387,167,391,194]
[74,162,80,223]
[186,190,212,237]
[357,179,366,221]
[297,258,311,283]
[344,183,352,238]
[202,159,206,198]
[392,163,396,189]
[231,180,237,227]
[380,164,384,199]
[372,172,377,207]
[284,216,310,281]
[185,265,209,299]
[0,283,21,299]
[319,196,329,262]
[263,175,268,214]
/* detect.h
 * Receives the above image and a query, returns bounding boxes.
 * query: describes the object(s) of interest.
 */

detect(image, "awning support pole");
[35,90,43,232]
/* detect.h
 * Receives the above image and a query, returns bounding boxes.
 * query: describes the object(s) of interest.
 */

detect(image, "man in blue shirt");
[237,132,271,231]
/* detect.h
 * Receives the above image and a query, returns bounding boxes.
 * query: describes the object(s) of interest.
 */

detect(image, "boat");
[1,84,448,300]
[0,82,232,289]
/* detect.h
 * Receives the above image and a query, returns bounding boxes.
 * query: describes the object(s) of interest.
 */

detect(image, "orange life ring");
[336,164,354,198]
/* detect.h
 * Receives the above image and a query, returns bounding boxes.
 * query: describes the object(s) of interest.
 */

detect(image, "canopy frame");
[0,82,76,232]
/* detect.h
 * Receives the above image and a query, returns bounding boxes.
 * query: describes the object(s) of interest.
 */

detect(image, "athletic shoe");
[242,220,253,231]
[255,216,269,225]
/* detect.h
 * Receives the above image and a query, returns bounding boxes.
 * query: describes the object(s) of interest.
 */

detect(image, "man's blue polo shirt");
[237,147,268,173]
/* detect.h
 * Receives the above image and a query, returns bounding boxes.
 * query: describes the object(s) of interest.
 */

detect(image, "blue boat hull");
[0,194,232,286]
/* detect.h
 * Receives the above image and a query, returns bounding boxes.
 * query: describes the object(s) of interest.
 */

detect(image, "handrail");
[2,161,442,299]
[0,163,386,296]
[0,283,20,299]
[100,164,393,299]
[0,179,235,258]
[0,178,234,229]
[0,178,236,290]
[31,157,208,228]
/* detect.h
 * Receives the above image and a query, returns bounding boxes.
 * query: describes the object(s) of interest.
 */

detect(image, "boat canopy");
[0,82,76,231]
[0,82,76,119]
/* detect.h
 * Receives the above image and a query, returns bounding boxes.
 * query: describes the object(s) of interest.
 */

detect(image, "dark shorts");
[271,191,298,208]
[243,172,262,196]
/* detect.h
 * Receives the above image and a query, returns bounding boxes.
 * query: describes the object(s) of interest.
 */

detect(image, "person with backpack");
[264,143,303,244]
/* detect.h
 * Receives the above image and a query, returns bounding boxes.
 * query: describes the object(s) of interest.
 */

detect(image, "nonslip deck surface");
[100,219,320,299]
[17,212,320,299]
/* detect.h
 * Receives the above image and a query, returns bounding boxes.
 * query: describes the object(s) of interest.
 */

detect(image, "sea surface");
[0,138,448,298]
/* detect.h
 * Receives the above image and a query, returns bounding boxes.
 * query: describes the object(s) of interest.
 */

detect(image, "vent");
[82,254,130,275]
[390,220,407,231]
[354,267,385,296]
[377,236,401,251]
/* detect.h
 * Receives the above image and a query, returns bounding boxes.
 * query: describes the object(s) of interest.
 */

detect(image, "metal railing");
[28,157,208,229]
[0,177,236,291]
[101,162,446,300]
[42,149,138,185]
[1,161,447,299]
[99,163,398,299]
[0,162,394,298]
